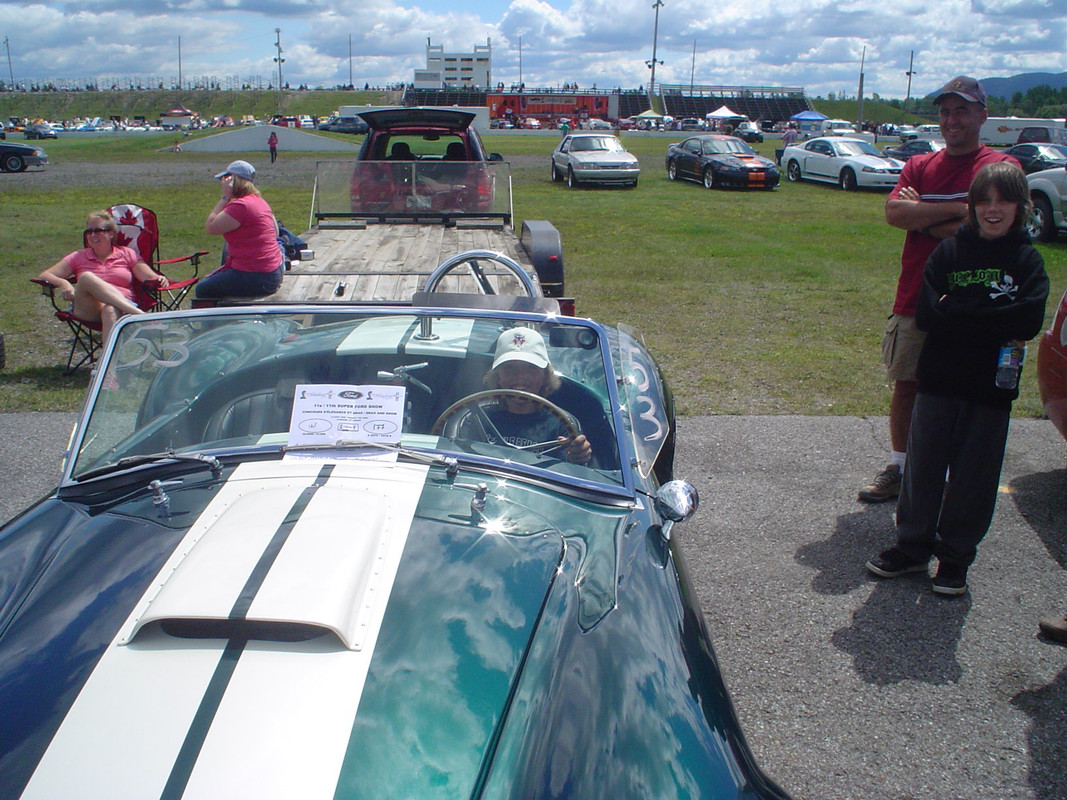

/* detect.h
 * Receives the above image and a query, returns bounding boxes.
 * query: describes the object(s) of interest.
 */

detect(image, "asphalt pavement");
[2,412,1066,800]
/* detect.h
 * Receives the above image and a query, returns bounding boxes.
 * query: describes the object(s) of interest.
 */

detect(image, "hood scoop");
[121,467,425,650]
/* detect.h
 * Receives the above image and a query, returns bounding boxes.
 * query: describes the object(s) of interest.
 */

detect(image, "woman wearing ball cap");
[197,160,284,299]
[461,327,593,465]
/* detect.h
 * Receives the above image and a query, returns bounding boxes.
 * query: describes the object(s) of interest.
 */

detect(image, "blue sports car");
[0,264,792,800]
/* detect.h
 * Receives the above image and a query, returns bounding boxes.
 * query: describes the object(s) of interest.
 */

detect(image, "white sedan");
[782,136,903,191]
[551,133,640,188]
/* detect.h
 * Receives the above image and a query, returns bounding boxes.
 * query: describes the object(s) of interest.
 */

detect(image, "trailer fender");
[520,220,565,298]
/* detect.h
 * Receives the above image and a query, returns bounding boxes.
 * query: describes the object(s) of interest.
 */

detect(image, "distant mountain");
[980,72,1067,99]
[923,72,1066,101]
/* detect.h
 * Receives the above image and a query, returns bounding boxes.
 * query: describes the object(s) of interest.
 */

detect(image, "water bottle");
[995,343,1025,390]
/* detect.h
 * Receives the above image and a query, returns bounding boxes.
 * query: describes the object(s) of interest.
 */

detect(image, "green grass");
[0,89,387,123]
[2,132,1065,418]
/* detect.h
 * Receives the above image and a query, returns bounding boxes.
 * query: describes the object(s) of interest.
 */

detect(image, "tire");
[550,161,561,182]
[1,154,24,173]
[786,160,802,183]
[839,168,857,191]
[0,332,5,370]
[702,167,716,190]
[628,179,638,189]
[567,167,579,188]
[1028,195,1056,242]
[667,160,678,181]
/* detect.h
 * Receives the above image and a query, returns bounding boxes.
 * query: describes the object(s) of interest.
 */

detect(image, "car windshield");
[1037,144,1067,159]
[66,308,667,495]
[836,140,882,157]
[705,139,756,155]
[570,137,624,152]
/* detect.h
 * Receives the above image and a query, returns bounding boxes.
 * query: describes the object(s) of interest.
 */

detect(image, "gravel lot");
[7,152,546,191]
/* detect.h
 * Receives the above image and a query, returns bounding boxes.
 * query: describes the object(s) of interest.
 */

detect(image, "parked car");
[23,122,57,140]
[782,136,903,191]
[320,115,368,135]
[734,121,764,143]
[0,141,48,172]
[819,119,857,137]
[666,134,780,189]
[551,133,640,188]
[585,118,612,130]
[881,138,945,162]
[1038,284,1067,444]
[679,118,702,131]
[0,289,794,800]
[1026,164,1067,241]
[1016,125,1067,145]
[1004,143,1067,175]
[901,123,942,141]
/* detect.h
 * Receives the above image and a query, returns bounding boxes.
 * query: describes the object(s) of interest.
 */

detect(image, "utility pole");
[3,36,13,88]
[348,34,353,89]
[177,37,182,91]
[856,45,865,131]
[904,50,916,107]
[689,39,695,93]
[273,28,285,108]
[645,0,664,104]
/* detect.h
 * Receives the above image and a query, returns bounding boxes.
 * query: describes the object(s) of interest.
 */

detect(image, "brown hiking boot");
[857,465,902,503]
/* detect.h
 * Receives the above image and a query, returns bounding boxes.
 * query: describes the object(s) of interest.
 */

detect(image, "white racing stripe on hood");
[22,459,429,800]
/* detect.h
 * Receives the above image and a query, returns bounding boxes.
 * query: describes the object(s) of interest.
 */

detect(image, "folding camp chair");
[32,203,208,374]
[107,203,207,312]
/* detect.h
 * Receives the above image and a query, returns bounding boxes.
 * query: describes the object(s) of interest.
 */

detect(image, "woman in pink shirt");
[197,160,283,299]
[37,210,169,343]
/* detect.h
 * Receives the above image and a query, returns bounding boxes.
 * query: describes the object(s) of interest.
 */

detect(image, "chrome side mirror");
[653,480,699,541]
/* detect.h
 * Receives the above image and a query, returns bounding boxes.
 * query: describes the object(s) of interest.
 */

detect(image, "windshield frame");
[61,305,642,500]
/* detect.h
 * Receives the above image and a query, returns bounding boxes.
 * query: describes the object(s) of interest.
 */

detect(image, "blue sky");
[0,0,1063,99]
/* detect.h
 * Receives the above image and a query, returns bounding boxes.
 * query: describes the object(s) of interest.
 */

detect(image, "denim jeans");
[195,262,283,299]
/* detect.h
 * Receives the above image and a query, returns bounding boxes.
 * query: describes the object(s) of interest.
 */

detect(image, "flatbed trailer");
[269,160,566,306]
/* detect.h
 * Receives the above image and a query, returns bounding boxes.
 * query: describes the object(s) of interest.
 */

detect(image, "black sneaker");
[866,547,929,578]
[932,562,968,596]
[858,465,902,503]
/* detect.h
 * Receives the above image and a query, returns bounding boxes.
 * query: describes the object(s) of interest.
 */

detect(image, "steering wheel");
[431,390,581,454]
[423,251,539,298]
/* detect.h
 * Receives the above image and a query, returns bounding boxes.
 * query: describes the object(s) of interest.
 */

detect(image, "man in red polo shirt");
[858,76,1021,502]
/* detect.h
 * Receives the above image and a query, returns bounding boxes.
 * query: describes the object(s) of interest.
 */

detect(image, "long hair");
[230,175,262,199]
[966,162,1031,233]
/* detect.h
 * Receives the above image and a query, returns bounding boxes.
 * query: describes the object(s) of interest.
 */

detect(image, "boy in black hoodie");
[867,162,1049,596]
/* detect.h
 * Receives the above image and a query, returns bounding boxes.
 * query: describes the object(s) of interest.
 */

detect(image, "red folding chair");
[32,203,209,374]
[108,203,207,313]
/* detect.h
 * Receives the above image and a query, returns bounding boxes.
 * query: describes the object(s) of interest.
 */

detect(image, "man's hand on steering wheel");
[562,434,592,464]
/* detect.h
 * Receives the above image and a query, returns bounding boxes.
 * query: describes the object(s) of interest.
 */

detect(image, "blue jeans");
[195,262,283,299]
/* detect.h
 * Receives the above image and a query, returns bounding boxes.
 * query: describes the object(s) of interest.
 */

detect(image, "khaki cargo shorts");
[881,313,926,382]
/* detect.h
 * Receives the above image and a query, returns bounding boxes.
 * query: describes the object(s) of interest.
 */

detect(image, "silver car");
[551,133,640,188]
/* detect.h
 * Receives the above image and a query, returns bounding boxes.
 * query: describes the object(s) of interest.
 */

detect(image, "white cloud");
[0,0,1062,96]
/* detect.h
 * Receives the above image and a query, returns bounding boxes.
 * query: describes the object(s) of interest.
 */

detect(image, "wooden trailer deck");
[275,219,541,303]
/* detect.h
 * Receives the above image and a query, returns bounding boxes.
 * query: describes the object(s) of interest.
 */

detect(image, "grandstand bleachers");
[401,85,811,126]
[660,85,811,125]
[404,88,488,107]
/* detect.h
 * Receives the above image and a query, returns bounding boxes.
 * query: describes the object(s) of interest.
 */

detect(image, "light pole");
[3,37,13,88]
[905,50,916,107]
[646,0,664,103]
[273,28,285,109]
